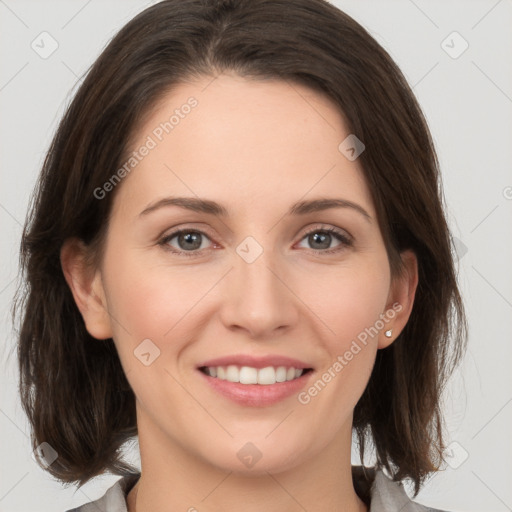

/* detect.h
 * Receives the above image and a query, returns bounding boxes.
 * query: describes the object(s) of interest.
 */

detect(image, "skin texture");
[61,72,418,512]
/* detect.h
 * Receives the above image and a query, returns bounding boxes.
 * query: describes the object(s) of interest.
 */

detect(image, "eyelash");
[158,225,353,258]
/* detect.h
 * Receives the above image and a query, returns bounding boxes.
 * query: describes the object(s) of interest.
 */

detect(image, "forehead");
[113,73,374,219]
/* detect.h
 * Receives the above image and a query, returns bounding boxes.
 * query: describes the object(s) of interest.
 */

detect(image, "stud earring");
[384,329,393,338]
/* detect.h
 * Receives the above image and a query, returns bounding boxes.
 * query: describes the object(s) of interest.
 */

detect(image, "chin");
[201,438,309,476]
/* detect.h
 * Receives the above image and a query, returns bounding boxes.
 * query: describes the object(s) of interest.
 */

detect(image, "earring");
[384,329,393,338]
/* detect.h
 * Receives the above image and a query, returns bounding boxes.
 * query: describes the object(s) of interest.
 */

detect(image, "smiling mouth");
[199,365,313,385]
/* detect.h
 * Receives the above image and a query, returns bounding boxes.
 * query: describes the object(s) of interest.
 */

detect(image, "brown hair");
[13,0,467,496]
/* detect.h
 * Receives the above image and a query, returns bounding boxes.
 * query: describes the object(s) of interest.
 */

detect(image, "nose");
[218,246,299,339]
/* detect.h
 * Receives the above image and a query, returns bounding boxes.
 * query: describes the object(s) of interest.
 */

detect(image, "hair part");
[13,0,467,496]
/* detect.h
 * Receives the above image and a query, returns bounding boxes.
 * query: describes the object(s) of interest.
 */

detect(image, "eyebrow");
[139,196,372,223]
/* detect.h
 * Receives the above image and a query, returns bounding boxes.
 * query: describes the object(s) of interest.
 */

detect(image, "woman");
[15,0,467,511]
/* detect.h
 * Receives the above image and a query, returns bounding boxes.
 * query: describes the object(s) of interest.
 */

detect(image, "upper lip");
[198,354,313,370]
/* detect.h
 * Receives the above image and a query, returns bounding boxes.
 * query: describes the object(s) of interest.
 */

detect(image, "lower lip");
[197,369,313,407]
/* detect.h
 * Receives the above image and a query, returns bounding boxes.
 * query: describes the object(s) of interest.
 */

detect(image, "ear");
[60,238,113,340]
[378,249,419,349]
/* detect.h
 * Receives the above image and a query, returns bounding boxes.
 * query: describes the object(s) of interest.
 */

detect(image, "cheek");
[102,246,220,376]
[102,244,205,334]
[292,264,389,440]
[293,257,390,405]
[101,253,204,411]
[298,257,391,349]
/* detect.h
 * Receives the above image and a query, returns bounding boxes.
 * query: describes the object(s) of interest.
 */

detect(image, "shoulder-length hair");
[13,0,467,495]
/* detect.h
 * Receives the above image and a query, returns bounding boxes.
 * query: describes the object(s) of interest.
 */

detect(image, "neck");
[127,404,368,512]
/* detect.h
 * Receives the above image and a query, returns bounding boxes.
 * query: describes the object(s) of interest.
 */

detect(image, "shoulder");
[65,473,140,512]
[352,465,450,512]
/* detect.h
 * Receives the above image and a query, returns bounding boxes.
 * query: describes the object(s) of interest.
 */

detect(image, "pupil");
[311,232,330,249]
[180,232,201,250]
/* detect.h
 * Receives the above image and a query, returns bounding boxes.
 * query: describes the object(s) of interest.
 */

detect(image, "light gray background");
[1,1,511,511]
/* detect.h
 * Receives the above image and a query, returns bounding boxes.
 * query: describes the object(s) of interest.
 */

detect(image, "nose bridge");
[235,236,282,306]
[219,236,298,335]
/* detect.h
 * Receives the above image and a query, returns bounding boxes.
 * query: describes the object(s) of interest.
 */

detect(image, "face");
[67,73,416,475]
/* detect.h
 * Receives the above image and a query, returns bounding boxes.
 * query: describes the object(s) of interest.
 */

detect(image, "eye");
[159,229,215,257]
[296,225,353,254]
[159,224,353,258]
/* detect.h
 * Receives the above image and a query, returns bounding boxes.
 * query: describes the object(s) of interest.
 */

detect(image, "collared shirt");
[65,466,448,512]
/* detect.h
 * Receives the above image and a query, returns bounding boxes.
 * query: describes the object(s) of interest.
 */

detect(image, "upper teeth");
[203,365,305,385]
